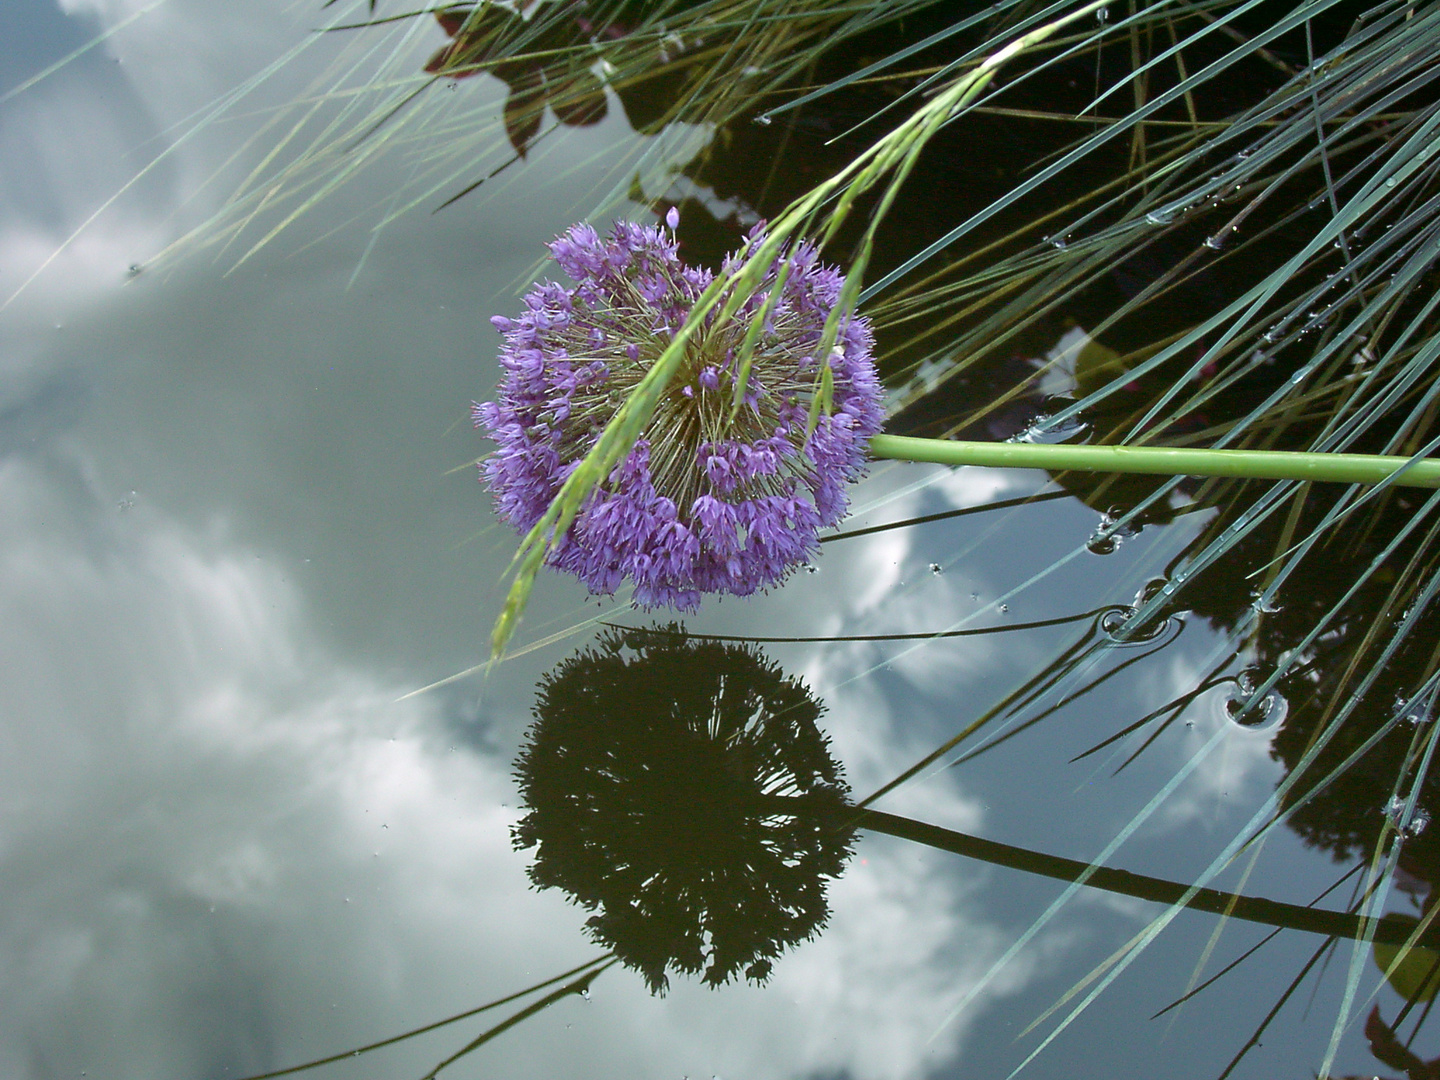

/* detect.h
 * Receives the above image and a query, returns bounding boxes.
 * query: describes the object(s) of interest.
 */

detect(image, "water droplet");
[1145,210,1173,225]
[1386,176,1398,187]
[1203,233,1226,251]
[1096,5,1109,21]
[580,988,592,1001]
[753,114,773,126]
[805,564,818,574]
[126,263,142,278]
[1048,235,1069,250]
[929,562,943,575]
[998,603,1009,614]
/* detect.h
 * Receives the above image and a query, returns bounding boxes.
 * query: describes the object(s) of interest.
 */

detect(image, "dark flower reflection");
[512,625,854,993]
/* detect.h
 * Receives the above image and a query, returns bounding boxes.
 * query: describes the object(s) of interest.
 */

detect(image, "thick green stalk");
[869,433,1440,488]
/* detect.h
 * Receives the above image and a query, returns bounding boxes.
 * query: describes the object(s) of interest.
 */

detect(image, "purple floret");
[474,218,885,610]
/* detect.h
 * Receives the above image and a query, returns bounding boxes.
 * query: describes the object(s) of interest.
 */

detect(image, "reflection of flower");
[474,218,883,610]
[511,625,855,993]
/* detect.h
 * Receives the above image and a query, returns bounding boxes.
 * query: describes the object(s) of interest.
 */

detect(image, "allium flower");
[512,625,855,993]
[474,216,884,610]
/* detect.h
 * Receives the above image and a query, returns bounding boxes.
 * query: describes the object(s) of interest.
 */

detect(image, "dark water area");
[3,2,1438,1079]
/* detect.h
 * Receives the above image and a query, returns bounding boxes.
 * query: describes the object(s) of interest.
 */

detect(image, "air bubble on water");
[1383,795,1426,838]
[998,603,1009,613]
[1100,607,1136,640]
[1249,589,1282,614]
[1224,672,1288,730]
[1392,803,1434,838]
[1087,532,1120,556]
[1008,414,1086,444]
[929,562,943,575]
[1132,578,1170,610]
[1087,509,1139,555]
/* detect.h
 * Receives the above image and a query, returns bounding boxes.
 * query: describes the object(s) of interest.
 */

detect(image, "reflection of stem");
[232,955,616,1080]
[758,795,1428,946]
[870,433,1440,488]
[421,959,618,1079]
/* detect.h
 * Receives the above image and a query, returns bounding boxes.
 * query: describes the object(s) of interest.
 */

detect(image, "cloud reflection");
[0,6,1052,1079]
[0,459,1015,1080]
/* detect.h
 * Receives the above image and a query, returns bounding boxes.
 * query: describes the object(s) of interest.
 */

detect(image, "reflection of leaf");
[551,69,608,127]
[435,7,469,38]
[1374,915,1440,1004]
[503,75,547,157]
[512,625,854,994]
[1363,1005,1439,1080]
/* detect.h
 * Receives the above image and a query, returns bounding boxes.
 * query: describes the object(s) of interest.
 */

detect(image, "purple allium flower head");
[475,220,884,610]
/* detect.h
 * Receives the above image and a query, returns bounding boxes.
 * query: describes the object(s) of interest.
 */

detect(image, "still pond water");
[0,2,1422,1078]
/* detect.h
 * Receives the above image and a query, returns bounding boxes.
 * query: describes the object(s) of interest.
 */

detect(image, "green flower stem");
[869,434,1440,488]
